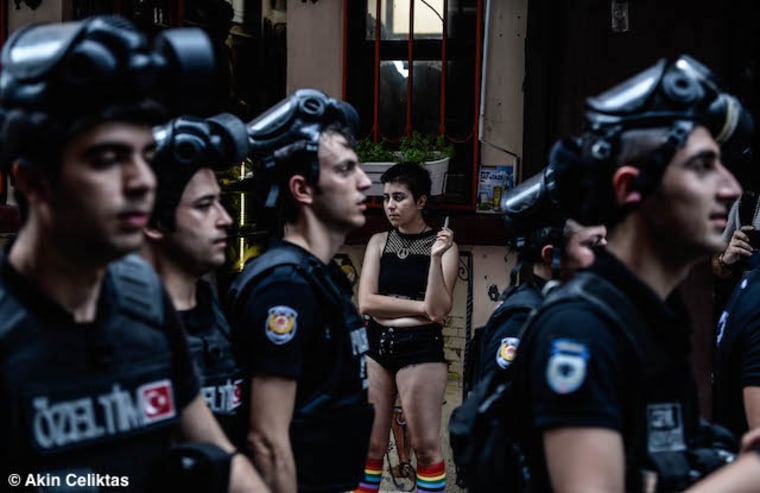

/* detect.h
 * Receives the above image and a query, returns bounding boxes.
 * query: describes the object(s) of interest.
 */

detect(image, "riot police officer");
[518,55,751,492]
[143,114,249,442]
[472,168,606,385]
[713,235,760,438]
[0,16,265,492]
[227,89,375,493]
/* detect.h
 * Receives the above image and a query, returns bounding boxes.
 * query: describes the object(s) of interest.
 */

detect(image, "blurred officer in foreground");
[0,16,265,492]
[143,114,250,443]
[227,89,375,492]
[518,55,751,492]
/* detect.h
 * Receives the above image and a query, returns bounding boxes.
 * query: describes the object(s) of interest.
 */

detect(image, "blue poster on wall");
[476,164,514,213]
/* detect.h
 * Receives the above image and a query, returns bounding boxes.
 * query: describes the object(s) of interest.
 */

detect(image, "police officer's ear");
[143,224,165,242]
[11,160,51,205]
[289,173,314,205]
[612,165,644,206]
[540,244,556,265]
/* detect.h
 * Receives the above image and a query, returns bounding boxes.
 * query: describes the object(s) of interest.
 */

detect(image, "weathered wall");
[286,0,343,98]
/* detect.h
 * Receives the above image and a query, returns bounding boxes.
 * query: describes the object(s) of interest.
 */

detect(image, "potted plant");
[356,139,397,164]
[356,133,454,196]
[399,132,454,164]
[398,132,454,195]
[356,139,399,196]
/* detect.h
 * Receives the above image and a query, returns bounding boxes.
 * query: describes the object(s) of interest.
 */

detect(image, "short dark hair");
[265,122,356,231]
[380,162,431,201]
[149,161,202,232]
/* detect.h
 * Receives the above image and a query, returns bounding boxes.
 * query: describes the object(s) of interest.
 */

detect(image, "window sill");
[346,212,508,246]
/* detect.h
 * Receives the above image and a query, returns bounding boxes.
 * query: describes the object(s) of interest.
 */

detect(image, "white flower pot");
[363,157,450,196]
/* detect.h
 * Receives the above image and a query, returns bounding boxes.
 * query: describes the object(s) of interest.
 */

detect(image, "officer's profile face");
[561,219,606,278]
[639,125,742,258]
[312,131,372,232]
[164,167,232,276]
[49,121,157,264]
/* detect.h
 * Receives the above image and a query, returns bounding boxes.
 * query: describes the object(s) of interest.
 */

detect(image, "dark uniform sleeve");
[236,269,319,380]
[526,302,629,432]
[740,318,760,388]
[480,308,531,377]
[161,291,201,409]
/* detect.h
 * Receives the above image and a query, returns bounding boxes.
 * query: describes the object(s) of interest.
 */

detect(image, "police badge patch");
[265,305,298,345]
[546,338,589,394]
[495,337,520,369]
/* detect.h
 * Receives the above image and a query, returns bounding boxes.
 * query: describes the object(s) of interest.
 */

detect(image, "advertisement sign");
[477,165,514,213]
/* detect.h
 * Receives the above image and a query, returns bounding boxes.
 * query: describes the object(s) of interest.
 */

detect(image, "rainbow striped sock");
[416,460,445,492]
[353,457,384,493]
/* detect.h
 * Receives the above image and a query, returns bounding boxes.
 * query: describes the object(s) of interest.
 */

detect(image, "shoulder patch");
[265,305,298,345]
[546,338,589,394]
[716,310,728,346]
[495,337,520,369]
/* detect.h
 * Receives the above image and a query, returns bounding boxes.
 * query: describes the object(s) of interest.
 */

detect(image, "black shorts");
[366,319,446,373]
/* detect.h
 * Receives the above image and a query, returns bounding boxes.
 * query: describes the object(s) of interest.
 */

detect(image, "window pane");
[367,0,444,40]
[412,60,442,135]
[379,60,409,138]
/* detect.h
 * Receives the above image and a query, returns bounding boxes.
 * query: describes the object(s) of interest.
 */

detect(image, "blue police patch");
[546,338,589,394]
[265,305,298,345]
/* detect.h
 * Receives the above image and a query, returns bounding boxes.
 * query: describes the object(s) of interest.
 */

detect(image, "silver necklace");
[396,225,428,260]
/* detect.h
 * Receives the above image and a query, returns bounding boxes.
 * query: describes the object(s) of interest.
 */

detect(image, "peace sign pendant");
[397,247,410,260]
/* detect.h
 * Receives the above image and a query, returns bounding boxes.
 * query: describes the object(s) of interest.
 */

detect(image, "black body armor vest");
[183,281,245,445]
[228,243,375,492]
[0,254,181,491]
[530,272,731,492]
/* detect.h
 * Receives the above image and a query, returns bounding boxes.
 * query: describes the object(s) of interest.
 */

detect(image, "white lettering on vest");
[201,378,243,413]
[31,380,176,450]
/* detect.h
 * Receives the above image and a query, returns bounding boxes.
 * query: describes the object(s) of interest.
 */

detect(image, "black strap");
[229,243,355,413]
[542,271,669,375]
[109,254,165,327]
[0,276,24,340]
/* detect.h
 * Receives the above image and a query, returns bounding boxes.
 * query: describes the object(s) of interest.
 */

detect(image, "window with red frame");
[345,0,484,209]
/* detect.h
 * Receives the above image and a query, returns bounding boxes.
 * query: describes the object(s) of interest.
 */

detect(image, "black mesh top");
[378,228,437,300]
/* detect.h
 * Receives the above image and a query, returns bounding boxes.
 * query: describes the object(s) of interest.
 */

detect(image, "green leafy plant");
[356,139,397,163]
[399,132,454,165]
[357,133,454,165]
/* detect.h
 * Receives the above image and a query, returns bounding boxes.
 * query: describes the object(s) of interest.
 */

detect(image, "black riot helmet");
[0,15,219,178]
[0,15,216,116]
[553,54,754,226]
[500,163,567,284]
[247,88,360,209]
[150,113,249,231]
[501,163,563,244]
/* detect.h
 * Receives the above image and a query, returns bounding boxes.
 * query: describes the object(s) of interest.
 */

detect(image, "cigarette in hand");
[443,216,449,229]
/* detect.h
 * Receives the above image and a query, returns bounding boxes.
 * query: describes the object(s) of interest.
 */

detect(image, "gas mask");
[151,113,248,231]
[0,15,216,116]
[501,162,564,245]
[553,54,754,225]
[246,88,359,208]
[153,113,249,171]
